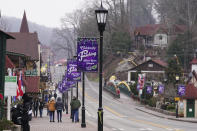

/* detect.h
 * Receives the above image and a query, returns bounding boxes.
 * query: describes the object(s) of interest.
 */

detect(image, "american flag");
[16,71,24,98]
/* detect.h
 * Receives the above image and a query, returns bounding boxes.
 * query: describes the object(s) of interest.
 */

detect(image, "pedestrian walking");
[39,99,44,117]
[55,97,64,122]
[54,92,57,100]
[70,96,81,122]
[65,102,68,114]
[47,97,56,122]
[33,98,39,117]
[45,95,48,103]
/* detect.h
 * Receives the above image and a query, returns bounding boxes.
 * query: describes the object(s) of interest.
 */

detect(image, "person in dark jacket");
[39,99,44,117]
[70,96,81,122]
[33,98,39,117]
[55,97,64,122]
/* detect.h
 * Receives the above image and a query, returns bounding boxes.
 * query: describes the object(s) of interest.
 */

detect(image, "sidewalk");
[29,109,112,131]
[136,105,197,123]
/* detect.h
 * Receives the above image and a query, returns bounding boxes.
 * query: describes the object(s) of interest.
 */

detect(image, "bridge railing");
[103,82,120,98]
[117,81,131,97]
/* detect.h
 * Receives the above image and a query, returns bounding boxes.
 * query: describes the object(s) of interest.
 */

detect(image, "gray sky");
[0,0,86,28]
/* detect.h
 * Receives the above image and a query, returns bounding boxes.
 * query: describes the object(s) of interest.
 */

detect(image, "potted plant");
[0,118,14,131]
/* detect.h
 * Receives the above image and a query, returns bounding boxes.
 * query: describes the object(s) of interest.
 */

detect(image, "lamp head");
[95,2,108,32]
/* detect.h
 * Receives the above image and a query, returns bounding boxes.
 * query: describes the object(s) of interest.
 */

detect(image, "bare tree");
[0,16,10,31]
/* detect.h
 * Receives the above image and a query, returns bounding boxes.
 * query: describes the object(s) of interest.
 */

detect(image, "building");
[134,24,186,49]
[127,59,167,82]
[6,11,40,94]
[183,58,197,117]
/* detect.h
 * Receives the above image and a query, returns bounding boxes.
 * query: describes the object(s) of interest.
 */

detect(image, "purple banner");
[146,86,152,94]
[58,82,63,93]
[63,75,76,89]
[178,85,185,96]
[67,59,81,81]
[158,85,164,94]
[77,38,98,72]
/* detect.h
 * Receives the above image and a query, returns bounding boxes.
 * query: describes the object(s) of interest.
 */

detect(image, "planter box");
[13,125,21,131]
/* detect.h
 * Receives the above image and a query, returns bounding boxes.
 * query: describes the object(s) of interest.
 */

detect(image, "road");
[73,76,197,131]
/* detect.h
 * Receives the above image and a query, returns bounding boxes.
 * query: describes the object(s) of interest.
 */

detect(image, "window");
[148,64,153,68]
[159,35,163,40]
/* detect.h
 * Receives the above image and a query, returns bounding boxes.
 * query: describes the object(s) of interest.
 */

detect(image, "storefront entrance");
[186,99,195,117]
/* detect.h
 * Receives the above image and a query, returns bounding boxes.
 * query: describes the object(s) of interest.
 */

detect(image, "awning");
[25,76,40,93]
[5,55,15,68]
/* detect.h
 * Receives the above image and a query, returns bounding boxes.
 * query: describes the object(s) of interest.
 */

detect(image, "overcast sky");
[0,0,87,28]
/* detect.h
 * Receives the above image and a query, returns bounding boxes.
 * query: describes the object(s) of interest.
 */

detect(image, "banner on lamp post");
[146,86,152,94]
[158,85,164,94]
[178,85,185,96]
[63,75,76,89]
[77,38,98,72]
[67,59,81,81]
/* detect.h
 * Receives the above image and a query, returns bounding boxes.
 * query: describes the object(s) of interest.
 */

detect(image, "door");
[186,99,195,117]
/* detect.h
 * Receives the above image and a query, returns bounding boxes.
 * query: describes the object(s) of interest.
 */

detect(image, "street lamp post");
[95,2,108,131]
[81,72,86,127]
[175,75,180,118]
[73,55,79,99]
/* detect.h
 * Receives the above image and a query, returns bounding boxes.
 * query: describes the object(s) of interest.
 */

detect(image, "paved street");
[77,76,197,131]
[30,76,197,131]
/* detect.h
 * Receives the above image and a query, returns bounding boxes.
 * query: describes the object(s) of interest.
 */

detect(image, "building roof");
[6,32,39,60]
[128,59,167,71]
[134,24,167,36]
[5,55,15,68]
[184,84,197,99]
[25,76,40,93]
[134,24,187,36]
[152,59,168,67]
[20,11,29,33]
[0,29,15,39]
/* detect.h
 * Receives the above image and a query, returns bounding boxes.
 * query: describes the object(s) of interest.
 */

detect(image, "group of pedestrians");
[32,94,81,124]
[47,97,64,122]
[33,98,44,118]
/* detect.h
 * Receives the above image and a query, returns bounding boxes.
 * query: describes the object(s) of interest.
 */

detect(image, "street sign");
[175,97,180,101]
[4,76,17,96]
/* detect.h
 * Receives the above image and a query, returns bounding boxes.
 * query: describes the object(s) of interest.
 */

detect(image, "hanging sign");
[77,38,98,72]
[146,86,152,94]
[67,59,81,81]
[178,85,185,96]
[158,85,164,94]
[63,75,76,89]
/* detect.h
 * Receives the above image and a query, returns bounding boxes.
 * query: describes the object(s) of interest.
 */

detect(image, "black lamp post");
[73,55,79,99]
[81,72,86,127]
[175,75,180,118]
[95,2,108,131]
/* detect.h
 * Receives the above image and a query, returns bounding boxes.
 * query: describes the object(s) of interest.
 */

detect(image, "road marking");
[119,128,124,130]
[174,129,184,131]
[104,106,124,117]
[79,85,98,103]
[112,128,117,130]
[79,83,185,131]
[166,128,173,131]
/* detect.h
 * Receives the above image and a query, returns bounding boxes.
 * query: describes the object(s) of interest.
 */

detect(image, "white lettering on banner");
[80,46,96,50]
[68,67,77,74]
[78,50,96,61]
